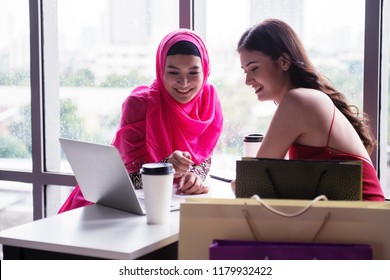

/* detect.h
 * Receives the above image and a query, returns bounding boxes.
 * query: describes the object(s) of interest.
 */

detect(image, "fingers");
[231,179,236,193]
[177,173,209,195]
[168,150,194,176]
[168,151,207,194]
[182,151,192,161]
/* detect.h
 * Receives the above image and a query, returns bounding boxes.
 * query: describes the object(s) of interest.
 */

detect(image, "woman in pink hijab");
[58,29,223,213]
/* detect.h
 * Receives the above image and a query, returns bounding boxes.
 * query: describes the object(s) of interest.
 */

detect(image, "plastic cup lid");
[243,133,264,142]
[140,162,174,175]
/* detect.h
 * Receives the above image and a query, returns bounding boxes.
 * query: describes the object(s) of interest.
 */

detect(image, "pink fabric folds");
[112,29,223,173]
[57,185,93,214]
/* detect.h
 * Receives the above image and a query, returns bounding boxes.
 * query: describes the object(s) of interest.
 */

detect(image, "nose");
[245,73,253,86]
[178,75,189,86]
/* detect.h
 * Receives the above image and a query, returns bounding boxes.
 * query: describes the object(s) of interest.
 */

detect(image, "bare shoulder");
[277,88,335,134]
[282,88,333,112]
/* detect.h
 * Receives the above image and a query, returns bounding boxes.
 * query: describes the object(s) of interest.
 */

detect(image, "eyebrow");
[166,65,201,70]
[243,61,257,68]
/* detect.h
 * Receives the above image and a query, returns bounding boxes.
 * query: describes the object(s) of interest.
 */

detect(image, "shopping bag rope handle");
[243,195,330,242]
[250,194,328,217]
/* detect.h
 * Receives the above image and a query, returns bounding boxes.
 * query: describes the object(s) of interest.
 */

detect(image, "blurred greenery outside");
[0,57,386,161]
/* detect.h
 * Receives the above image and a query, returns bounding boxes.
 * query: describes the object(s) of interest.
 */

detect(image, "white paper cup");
[140,163,174,224]
[243,133,264,157]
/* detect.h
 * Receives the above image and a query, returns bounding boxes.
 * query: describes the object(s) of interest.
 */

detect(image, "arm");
[112,88,148,174]
[128,156,211,192]
[189,157,211,181]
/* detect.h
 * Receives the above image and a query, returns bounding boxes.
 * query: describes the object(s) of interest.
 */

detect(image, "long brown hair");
[237,18,376,154]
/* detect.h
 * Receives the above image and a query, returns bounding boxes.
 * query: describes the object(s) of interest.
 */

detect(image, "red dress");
[289,108,384,201]
[289,144,384,201]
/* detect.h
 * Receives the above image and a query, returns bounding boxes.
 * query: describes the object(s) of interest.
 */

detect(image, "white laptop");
[59,138,182,215]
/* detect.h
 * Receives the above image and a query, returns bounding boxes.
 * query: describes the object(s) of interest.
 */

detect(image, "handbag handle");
[250,194,328,217]
[243,195,330,242]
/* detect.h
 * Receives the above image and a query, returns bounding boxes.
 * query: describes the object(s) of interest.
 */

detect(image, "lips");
[254,85,264,94]
[176,88,192,94]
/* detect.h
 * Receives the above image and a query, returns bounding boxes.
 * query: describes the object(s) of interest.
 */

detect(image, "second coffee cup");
[140,162,174,224]
[243,133,264,157]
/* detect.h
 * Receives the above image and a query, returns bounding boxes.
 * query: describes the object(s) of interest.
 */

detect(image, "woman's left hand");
[176,173,209,194]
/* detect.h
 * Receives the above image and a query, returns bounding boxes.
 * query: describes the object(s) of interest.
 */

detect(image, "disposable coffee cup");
[140,163,174,224]
[243,133,264,157]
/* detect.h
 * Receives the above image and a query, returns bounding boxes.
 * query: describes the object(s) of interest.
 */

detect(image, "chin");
[174,96,192,104]
[179,94,197,103]
[257,96,266,102]
[257,94,271,102]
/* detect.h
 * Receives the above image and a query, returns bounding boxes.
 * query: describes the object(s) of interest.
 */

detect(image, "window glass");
[44,0,179,173]
[0,181,33,230]
[0,180,32,259]
[196,0,365,172]
[0,0,31,171]
[46,184,74,217]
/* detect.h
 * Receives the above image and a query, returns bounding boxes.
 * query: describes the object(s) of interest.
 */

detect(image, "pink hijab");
[112,29,223,173]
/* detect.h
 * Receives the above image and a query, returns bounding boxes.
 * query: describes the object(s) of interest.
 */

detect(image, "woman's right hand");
[168,150,194,178]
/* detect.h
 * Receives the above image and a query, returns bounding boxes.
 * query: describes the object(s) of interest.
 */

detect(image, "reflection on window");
[197,0,365,172]
[0,0,31,171]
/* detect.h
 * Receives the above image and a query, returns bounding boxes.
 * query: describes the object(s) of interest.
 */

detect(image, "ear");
[279,53,291,71]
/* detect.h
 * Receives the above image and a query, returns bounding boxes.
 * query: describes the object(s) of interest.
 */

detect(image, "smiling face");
[239,49,290,103]
[163,54,204,104]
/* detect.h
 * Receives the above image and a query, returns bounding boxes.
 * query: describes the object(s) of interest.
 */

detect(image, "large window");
[0,0,388,239]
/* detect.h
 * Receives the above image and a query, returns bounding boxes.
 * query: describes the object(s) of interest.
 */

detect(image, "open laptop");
[59,138,182,215]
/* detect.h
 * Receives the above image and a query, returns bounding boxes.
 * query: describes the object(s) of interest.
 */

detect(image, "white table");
[0,177,235,259]
[1,204,181,259]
